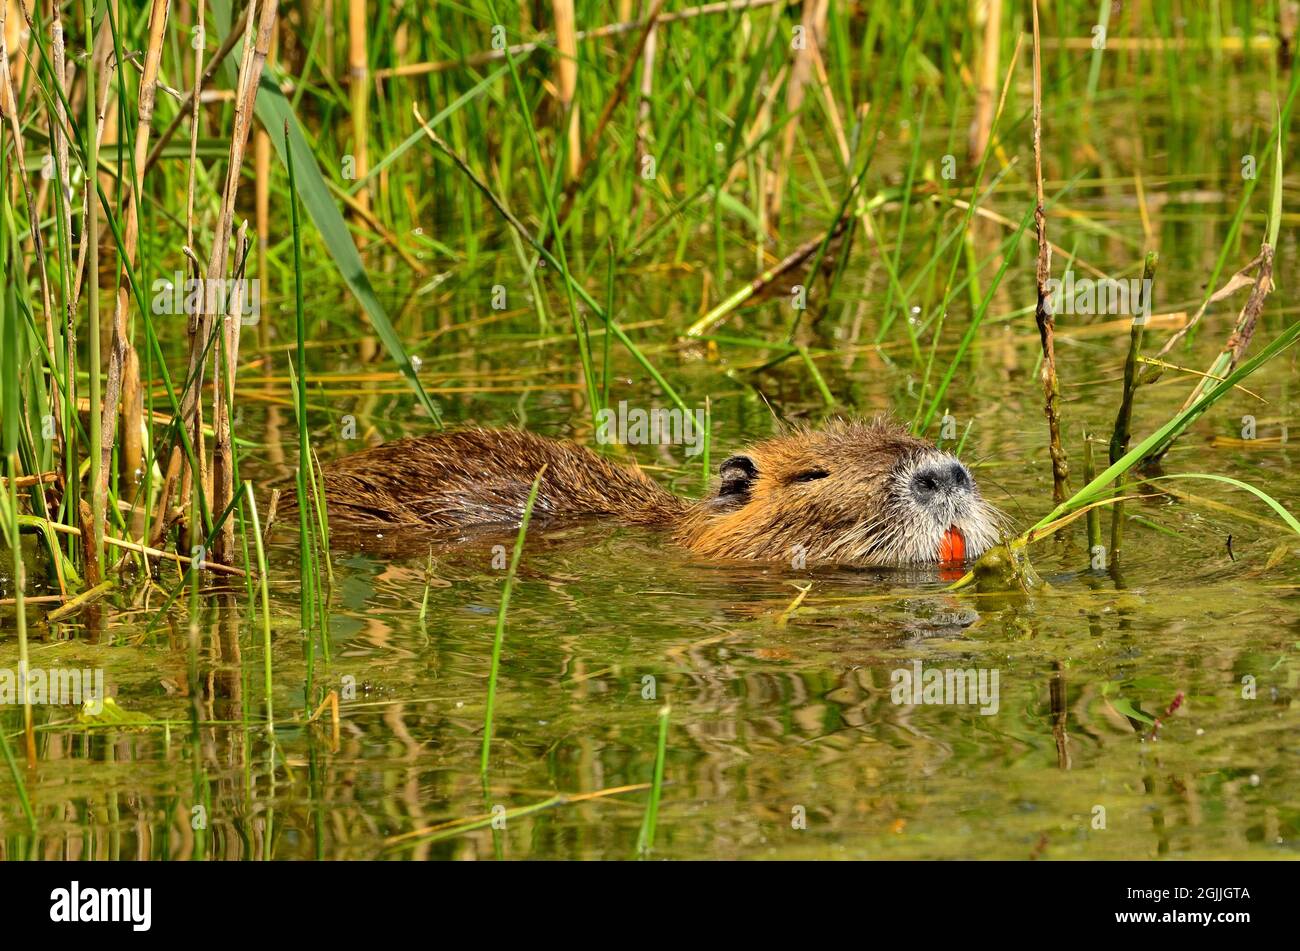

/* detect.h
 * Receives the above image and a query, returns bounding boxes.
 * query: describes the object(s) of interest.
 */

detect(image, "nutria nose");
[910,461,972,497]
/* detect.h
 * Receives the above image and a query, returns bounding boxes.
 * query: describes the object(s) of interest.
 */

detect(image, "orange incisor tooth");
[939,525,966,563]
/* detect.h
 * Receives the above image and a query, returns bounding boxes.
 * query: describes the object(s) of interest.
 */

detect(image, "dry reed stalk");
[150,0,205,547]
[154,0,218,548]
[633,8,658,213]
[84,6,107,573]
[348,0,369,212]
[551,0,665,238]
[31,517,247,576]
[96,0,171,538]
[184,0,204,257]
[70,36,116,319]
[1031,0,1069,504]
[255,22,276,342]
[552,0,580,182]
[1146,251,1262,372]
[142,7,247,176]
[1041,36,1276,53]
[155,0,279,557]
[683,209,855,338]
[1144,248,1276,470]
[805,41,879,249]
[768,0,827,228]
[48,7,74,457]
[77,500,101,587]
[2,0,20,79]
[207,2,278,562]
[723,61,787,191]
[969,0,1002,160]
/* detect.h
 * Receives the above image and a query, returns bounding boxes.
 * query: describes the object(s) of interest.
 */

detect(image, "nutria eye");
[790,468,829,483]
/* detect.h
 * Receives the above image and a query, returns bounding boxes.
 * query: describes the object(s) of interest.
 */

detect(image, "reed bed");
[0,0,1297,852]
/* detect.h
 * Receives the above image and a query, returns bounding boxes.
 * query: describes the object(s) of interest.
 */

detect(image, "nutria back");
[319,428,687,531]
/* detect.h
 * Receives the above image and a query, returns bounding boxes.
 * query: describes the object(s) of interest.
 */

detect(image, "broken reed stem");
[1142,244,1276,468]
[1108,251,1158,561]
[71,30,118,319]
[1144,250,1262,380]
[1183,246,1276,412]
[1031,0,1069,505]
[97,0,170,535]
[45,579,116,622]
[148,0,204,551]
[25,515,246,576]
[184,0,204,261]
[684,210,854,337]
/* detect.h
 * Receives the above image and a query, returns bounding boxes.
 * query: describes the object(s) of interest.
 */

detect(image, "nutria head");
[675,418,1006,567]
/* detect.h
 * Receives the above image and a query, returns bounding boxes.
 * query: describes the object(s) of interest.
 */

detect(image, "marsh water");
[4,84,1300,861]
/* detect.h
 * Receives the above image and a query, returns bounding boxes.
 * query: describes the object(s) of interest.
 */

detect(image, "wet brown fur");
[672,418,939,562]
[315,418,997,566]
[318,427,687,530]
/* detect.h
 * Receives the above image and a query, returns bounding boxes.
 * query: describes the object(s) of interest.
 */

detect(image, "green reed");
[636,703,671,858]
[245,483,275,731]
[0,133,34,768]
[480,467,545,778]
[285,121,322,710]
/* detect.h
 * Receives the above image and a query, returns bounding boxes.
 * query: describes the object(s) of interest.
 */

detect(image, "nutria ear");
[717,455,758,503]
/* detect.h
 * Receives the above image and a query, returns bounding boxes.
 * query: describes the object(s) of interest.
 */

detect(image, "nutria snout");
[314,418,1006,567]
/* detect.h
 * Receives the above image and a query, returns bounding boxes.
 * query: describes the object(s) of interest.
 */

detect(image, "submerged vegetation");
[0,0,1298,859]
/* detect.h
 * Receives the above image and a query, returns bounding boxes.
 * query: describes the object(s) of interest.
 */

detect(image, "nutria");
[314,418,1005,567]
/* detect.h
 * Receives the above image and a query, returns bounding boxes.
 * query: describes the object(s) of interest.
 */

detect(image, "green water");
[3,84,1299,861]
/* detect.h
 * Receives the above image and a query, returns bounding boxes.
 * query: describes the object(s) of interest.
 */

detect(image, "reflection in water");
[3,525,1297,858]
